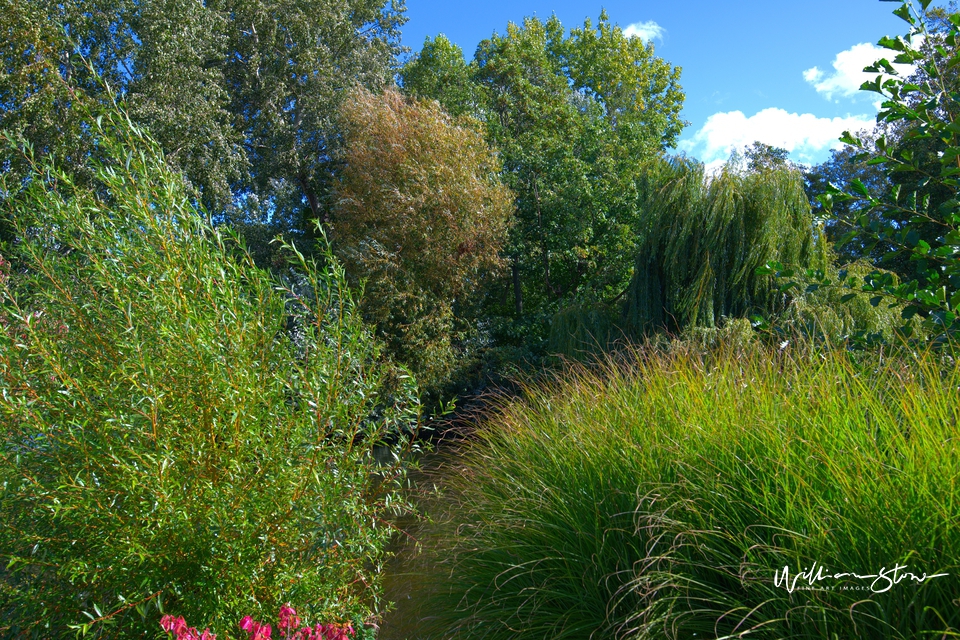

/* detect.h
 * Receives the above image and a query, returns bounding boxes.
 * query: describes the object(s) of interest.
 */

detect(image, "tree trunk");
[512,261,523,317]
[298,175,325,224]
[532,175,551,296]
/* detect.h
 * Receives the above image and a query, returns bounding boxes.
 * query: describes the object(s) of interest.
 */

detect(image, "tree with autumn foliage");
[331,88,513,394]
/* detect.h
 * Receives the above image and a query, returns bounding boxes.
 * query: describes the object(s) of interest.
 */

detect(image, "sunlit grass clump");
[418,341,960,639]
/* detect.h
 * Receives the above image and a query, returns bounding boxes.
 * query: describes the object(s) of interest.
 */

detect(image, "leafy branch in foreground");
[801,0,960,343]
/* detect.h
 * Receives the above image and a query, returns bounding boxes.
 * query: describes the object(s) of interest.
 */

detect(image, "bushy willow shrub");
[332,88,512,396]
[0,111,419,637]
[623,158,826,335]
[414,341,960,639]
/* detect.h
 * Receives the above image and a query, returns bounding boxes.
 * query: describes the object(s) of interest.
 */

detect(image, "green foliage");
[124,0,245,210]
[0,1,131,216]
[558,11,686,152]
[0,108,420,637]
[405,13,686,354]
[413,341,960,639]
[774,259,926,344]
[546,302,623,361]
[399,35,478,118]
[623,157,824,335]
[2,0,404,236]
[744,141,791,172]
[819,0,960,341]
[331,88,513,398]
[802,132,891,263]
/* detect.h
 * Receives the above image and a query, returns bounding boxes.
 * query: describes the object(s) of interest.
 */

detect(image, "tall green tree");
[403,13,685,351]
[2,0,405,240]
[399,34,477,118]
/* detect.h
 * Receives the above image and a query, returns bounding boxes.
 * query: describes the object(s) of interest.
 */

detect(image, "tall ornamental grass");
[0,110,419,637]
[416,341,960,639]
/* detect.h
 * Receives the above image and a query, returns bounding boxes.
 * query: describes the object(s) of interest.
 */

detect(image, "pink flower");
[278,604,301,633]
[161,615,188,636]
[239,615,273,639]
[240,616,258,634]
[160,615,214,640]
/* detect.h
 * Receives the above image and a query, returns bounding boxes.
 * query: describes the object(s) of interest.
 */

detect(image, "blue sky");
[397,0,932,168]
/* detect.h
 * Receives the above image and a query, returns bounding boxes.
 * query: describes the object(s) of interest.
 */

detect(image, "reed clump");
[415,339,960,639]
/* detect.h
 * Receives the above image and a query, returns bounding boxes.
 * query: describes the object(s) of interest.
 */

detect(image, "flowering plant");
[161,606,355,640]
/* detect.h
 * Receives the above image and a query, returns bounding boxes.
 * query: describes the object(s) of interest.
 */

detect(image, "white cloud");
[623,20,665,42]
[804,42,917,100]
[678,108,876,166]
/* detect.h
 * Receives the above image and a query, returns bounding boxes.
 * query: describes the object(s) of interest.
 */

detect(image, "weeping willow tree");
[622,157,827,336]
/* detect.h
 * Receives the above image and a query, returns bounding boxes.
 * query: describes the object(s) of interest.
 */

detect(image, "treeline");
[4,0,960,402]
[2,2,685,402]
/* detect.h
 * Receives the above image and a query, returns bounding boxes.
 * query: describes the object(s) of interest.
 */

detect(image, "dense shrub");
[775,259,925,344]
[414,340,960,639]
[332,87,512,396]
[0,109,420,637]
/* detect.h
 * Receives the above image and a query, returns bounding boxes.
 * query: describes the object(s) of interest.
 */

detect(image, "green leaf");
[870,296,883,307]
[839,131,862,146]
[840,293,858,303]
[779,282,800,293]
[850,179,870,197]
[878,35,906,51]
[893,4,916,25]
[902,305,919,319]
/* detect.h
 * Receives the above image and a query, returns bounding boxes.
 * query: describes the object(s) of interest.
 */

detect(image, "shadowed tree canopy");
[2,0,406,246]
